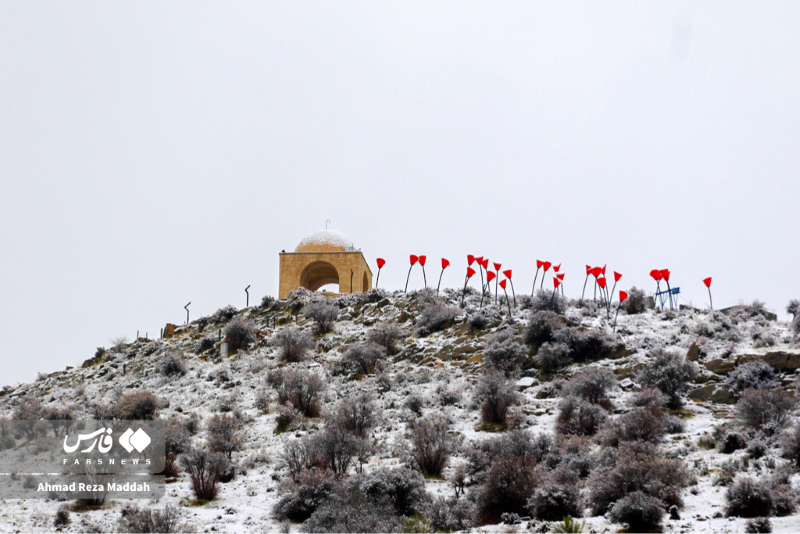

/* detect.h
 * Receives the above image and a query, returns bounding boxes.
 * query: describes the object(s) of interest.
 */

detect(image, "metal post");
[350,269,353,293]
[184,302,191,325]
[245,285,250,307]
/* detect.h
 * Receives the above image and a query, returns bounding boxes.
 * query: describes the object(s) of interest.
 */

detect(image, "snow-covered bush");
[780,423,800,466]
[410,413,458,477]
[598,408,664,447]
[555,326,619,364]
[11,397,43,422]
[535,341,571,373]
[525,289,567,315]
[273,467,338,521]
[425,496,475,531]
[159,352,187,377]
[331,393,377,438]
[628,387,668,413]
[416,299,458,336]
[483,329,527,376]
[302,486,402,533]
[747,439,768,459]
[118,504,187,533]
[475,452,539,523]
[555,396,607,437]
[622,286,647,315]
[468,313,490,332]
[305,426,368,477]
[588,441,688,515]
[367,323,404,353]
[271,328,314,362]
[787,300,800,319]
[223,317,256,353]
[213,305,237,323]
[563,367,616,406]
[726,477,774,517]
[527,466,581,520]
[358,466,427,516]
[721,432,747,454]
[180,449,229,500]
[343,343,385,375]
[53,507,70,528]
[745,517,773,533]
[260,294,275,308]
[115,391,160,420]
[404,394,425,416]
[524,311,563,350]
[636,349,697,408]
[196,336,215,353]
[725,361,779,398]
[608,491,664,531]
[303,300,338,335]
[268,369,326,417]
[736,388,796,434]
[474,370,520,425]
[206,414,244,459]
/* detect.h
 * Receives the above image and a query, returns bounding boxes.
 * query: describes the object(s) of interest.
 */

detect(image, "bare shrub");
[476,453,540,523]
[306,426,367,477]
[608,491,664,531]
[274,467,338,521]
[468,313,490,333]
[526,289,567,315]
[223,317,256,353]
[736,389,796,434]
[588,441,688,515]
[42,406,75,436]
[12,397,43,422]
[115,391,160,420]
[180,449,228,500]
[557,327,619,363]
[268,369,327,417]
[725,361,779,398]
[261,295,275,308]
[271,328,314,362]
[474,370,520,425]
[331,393,377,438]
[410,413,458,477]
[343,343,386,375]
[197,337,215,353]
[404,394,425,416]
[119,504,188,533]
[213,305,237,323]
[622,287,647,314]
[359,466,428,516]
[535,341,571,373]
[163,418,191,477]
[416,299,459,336]
[483,329,527,376]
[304,300,339,335]
[255,390,270,413]
[159,352,187,377]
[564,367,616,406]
[367,323,404,353]
[781,423,800,466]
[555,396,607,437]
[636,349,697,408]
[628,387,668,413]
[207,414,244,459]
[53,507,70,528]
[598,408,665,447]
[524,311,563,350]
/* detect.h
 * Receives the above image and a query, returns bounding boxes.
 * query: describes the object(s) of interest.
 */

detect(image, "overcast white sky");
[1,2,798,386]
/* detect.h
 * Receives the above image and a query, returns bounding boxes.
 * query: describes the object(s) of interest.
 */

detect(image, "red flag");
[598,277,607,288]
[585,265,592,275]
[466,267,476,278]
[493,262,502,271]
[502,269,512,279]
[553,263,561,273]
[590,267,602,278]
[376,258,386,269]
[467,255,475,265]
[660,269,670,282]
[486,271,496,282]
[482,259,489,269]
[601,265,607,275]
[441,258,450,269]
[536,260,544,268]
[476,256,484,264]
[543,261,552,271]
[499,279,507,289]
[614,271,622,282]
[419,255,427,266]
[619,290,628,302]
[410,255,418,265]
[650,269,662,281]
[557,273,565,280]
[703,277,712,288]
[554,278,561,288]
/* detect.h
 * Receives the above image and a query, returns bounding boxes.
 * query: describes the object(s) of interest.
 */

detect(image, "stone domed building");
[278,229,373,298]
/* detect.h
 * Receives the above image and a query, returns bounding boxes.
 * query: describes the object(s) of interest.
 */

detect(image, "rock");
[619,378,635,390]
[687,344,701,361]
[516,377,536,390]
[704,359,736,375]
[688,384,735,404]
[163,323,176,339]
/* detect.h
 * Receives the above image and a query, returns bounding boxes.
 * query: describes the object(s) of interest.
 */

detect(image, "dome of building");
[295,229,356,253]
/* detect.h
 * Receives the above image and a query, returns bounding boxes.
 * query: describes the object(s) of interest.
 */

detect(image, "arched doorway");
[299,261,340,292]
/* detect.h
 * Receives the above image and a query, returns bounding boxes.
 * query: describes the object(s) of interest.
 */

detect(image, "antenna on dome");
[326,219,331,229]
